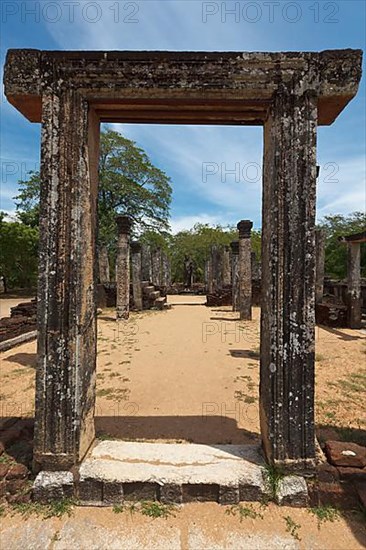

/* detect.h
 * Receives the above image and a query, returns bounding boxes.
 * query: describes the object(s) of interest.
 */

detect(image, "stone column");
[98,244,110,284]
[315,228,326,303]
[211,245,223,292]
[131,241,143,311]
[206,258,213,295]
[347,242,362,329]
[141,244,152,282]
[222,245,231,287]
[251,252,261,281]
[237,220,253,320]
[116,216,132,320]
[151,248,162,287]
[230,241,239,312]
[34,91,99,470]
[260,86,317,472]
[161,252,171,288]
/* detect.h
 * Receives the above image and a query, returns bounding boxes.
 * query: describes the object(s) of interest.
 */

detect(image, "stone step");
[33,441,308,507]
[146,290,160,300]
[154,296,167,310]
[142,285,155,294]
[141,281,150,289]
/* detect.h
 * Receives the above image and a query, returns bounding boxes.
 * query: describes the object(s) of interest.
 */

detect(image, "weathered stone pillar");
[251,252,261,281]
[161,252,171,288]
[116,216,132,320]
[347,242,362,329]
[315,228,326,303]
[151,248,162,287]
[206,258,213,294]
[222,245,231,287]
[230,241,239,312]
[237,220,253,320]
[211,245,223,292]
[131,241,143,311]
[98,244,110,284]
[34,91,99,469]
[260,85,317,471]
[141,244,152,282]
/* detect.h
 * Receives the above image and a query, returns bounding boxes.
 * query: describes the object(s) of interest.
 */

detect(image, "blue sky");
[1,0,365,233]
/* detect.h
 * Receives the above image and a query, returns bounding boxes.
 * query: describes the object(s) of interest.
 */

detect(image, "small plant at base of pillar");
[283,515,301,541]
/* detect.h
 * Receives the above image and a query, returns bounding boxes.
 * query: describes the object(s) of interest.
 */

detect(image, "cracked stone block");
[239,482,266,502]
[123,482,157,501]
[276,476,308,507]
[33,471,74,503]
[182,483,219,503]
[160,483,182,504]
[219,484,239,505]
[103,481,124,505]
[78,478,103,505]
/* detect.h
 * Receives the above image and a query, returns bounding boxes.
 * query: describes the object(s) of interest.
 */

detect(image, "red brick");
[6,479,27,495]
[7,491,31,504]
[317,480,358,510]
[0,463,9,479]
[325,440,366,468]
[317,462,339,482]
[6,463,29,480]
[337,466,366,482]
[355,482,366,508]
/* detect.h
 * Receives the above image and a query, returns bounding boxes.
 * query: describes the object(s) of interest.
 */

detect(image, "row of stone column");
[205,220,254,320]
[115,216,171,320]
[142,245,171,288]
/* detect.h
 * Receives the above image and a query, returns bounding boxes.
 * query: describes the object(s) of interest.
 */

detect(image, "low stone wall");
[0,418,34,505]
[0,299,37,343]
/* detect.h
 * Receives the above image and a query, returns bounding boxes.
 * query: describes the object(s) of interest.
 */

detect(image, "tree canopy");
[15,128,172,246]
[0,213,39,289]
[318,212,366,279]
[98,129,172,245]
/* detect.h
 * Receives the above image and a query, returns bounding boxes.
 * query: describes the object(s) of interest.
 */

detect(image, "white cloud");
[112,123,263,224]
[316,155,366,219]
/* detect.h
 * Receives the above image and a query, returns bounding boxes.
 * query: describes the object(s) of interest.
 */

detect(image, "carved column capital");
[237,220,253,239]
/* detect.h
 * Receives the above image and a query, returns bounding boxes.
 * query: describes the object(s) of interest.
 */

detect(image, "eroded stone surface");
[3,48,362,474]
[76,441,268,504]
[33,471,74,503]
[276,475,308,507]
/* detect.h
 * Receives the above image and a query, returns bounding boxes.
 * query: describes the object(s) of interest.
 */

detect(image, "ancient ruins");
[3,48,362,498]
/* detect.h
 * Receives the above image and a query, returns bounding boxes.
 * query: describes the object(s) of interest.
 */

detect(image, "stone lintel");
[4,49,362,125]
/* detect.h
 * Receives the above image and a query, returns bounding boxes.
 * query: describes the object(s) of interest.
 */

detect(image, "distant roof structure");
[338,230,366,244]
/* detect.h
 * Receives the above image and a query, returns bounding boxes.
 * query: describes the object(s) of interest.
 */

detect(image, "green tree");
[99,128,171,245]
[15,171,41,228]
[168,223,261,283]
[15,128,172,243]
[0,214,39,289]
[318,212,366,279]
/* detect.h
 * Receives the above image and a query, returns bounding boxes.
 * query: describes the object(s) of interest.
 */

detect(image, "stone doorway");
[4,49,362,480]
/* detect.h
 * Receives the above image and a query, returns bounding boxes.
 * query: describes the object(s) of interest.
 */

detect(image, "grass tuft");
[283,515,301,541]
[225,503,264,521]
[308,505,340,529]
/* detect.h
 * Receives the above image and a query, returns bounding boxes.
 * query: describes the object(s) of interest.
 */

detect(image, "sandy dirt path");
[0,297,364,442]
